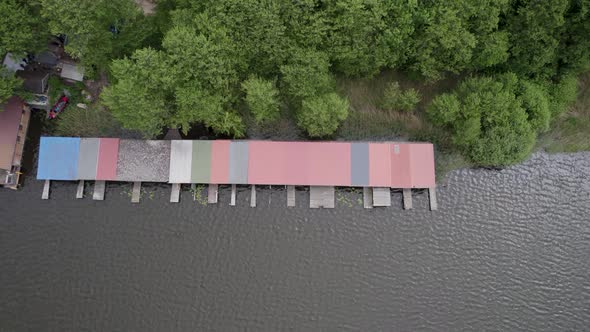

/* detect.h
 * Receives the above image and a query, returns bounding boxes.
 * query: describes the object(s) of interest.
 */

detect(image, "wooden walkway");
[402,188,412,210]
[93,181,106,200]
[170,183,180,203]
[363,187,373,209]
[230,184,236,206]
[372,187,391,207]
[309,186,335,208]
[131,181,141,203]
[429,187,438,210]
[250,185,256,207]
[208,184,218,204]
[287,185,296,207]
[76,180,84,199]
[42,180,50,199]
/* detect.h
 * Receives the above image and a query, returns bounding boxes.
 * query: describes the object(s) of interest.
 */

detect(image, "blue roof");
[37,137,80,180]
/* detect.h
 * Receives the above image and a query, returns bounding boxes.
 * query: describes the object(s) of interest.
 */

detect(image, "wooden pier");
[131,181,141,203]
[170,183,180,203]
[93,181,105,200]
[287,185,296,207]
[76,180,84,199]
[42,180,50,199]
[208,184,218,204]
[429,187,438,211]
[402,188,412,210]
[372,187,391,207]
[250,185,256,207]
[230,184,236,206]
[309,186,335,208]
[363,187,373,209]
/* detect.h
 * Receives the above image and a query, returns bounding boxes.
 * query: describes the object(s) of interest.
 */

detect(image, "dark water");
[1,152,589,331]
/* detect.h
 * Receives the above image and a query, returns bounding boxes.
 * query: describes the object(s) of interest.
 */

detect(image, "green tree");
[280,48,334,100]
[41,0,142,74]
[517,80,551,133]
[0,68,23,104]
[0,0,47,56]
[298,93,349,137]
[548,74,579,116]
[241,76,280,124]
[380,82,420,112]
[101,48,172,137]
[505,0,569,77]
[428,74,536,166]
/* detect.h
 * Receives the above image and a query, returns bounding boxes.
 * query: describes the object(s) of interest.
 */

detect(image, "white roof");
[2,53,26,73]
[60,62,84,81]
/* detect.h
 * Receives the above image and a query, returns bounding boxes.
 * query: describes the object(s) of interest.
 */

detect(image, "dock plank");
[93,181,106,201]
[402,188,412,210]
[250,185,256,207]
[76,180,84,199]
[372,187,391,207]
[363,187,373,209]
[429,187,438,211]
[42,180,50,199]
[287,185,296,207]
[310,186,335,208]
[131,181,141,203]
[208,184,218,204]
[230,184,236,206]
[170,183,180,203]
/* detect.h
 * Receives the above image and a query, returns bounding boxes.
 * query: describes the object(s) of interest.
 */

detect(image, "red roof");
[0,96,23,170]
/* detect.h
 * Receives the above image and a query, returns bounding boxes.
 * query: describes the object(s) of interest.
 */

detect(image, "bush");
[379,82,421,112]
[241,76,280,124]
[298,93,349,137]
[427,74,536,166]
[548,74,579,116]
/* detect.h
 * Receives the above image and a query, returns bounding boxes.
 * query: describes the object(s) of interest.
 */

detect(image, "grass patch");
[48,75,86,106]
[540,71,590,153]
[52,105,124,137]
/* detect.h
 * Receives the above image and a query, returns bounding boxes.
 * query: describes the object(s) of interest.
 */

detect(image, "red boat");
[49,95,69,119]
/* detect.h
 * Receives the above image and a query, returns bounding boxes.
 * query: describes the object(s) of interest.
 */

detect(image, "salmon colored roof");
[0,97,23,170]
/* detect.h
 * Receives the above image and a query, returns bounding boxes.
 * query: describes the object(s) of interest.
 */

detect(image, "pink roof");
[0,97,23,170]
[409,143,435,188]
[248,141,351,186]
[390,143,412,188]
[209,140,230,183]
[369,143,391,187]
[96,138,119,180]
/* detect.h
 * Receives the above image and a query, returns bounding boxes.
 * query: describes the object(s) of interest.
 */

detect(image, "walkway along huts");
[36,137,437,210]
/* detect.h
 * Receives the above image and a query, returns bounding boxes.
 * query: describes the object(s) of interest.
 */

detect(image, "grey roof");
[228,141,249,184]
[116,140,170,182]
[2,53,25,73]
[16,70,49,94]
[77,138,100,180]
[60,62,84,81]
[350,142,369,186]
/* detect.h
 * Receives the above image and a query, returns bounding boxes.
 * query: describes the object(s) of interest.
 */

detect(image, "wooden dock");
[402,188,412,210]
[287,185,296,207]
[76,180,84,199]
[131,181,141,203]
[309,186,335,208]
[363,187,373,209]
[250,185,256,207]
[429,187,438,211]
[230,184,236,206]
[208,184,218,204]
[170,183,180,203]
[372,187,391,207]
[42,180,50,199]
[93,181,106,200]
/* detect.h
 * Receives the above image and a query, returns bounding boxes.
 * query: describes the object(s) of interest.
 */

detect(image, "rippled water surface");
[1,152,589,331]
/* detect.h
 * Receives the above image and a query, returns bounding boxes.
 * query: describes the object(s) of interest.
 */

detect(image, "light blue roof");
[37,137,80,180]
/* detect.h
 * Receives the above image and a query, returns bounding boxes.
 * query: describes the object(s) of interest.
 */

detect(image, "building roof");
[37,138,436,188]
[0,97,24,170]
[60,62,84,81]
[2,53,25,73]
[16,70,49,94]
[37,137,80,180]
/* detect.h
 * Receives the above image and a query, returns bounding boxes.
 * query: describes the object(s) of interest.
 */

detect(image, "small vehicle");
[49,95,69,119]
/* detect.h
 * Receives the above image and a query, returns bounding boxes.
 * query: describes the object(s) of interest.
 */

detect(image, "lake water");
[1,151,589,331]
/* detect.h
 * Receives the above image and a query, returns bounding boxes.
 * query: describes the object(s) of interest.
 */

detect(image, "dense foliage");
[0,68,22,104]
[380,82,421,112]
[241,76,280,124]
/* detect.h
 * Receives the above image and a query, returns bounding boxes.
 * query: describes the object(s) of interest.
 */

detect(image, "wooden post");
[42,180,50,200]
[208,184,218,204]
[93,181,106,200]
[230,184,236,206]
[76,180,84,199]
[287,185,296,207]
[170,183,180,203]
[250,185,256,207]
[363,187,373,209]
[402,188,412,210]
[131,181,141,203]
[429,187,438,211]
